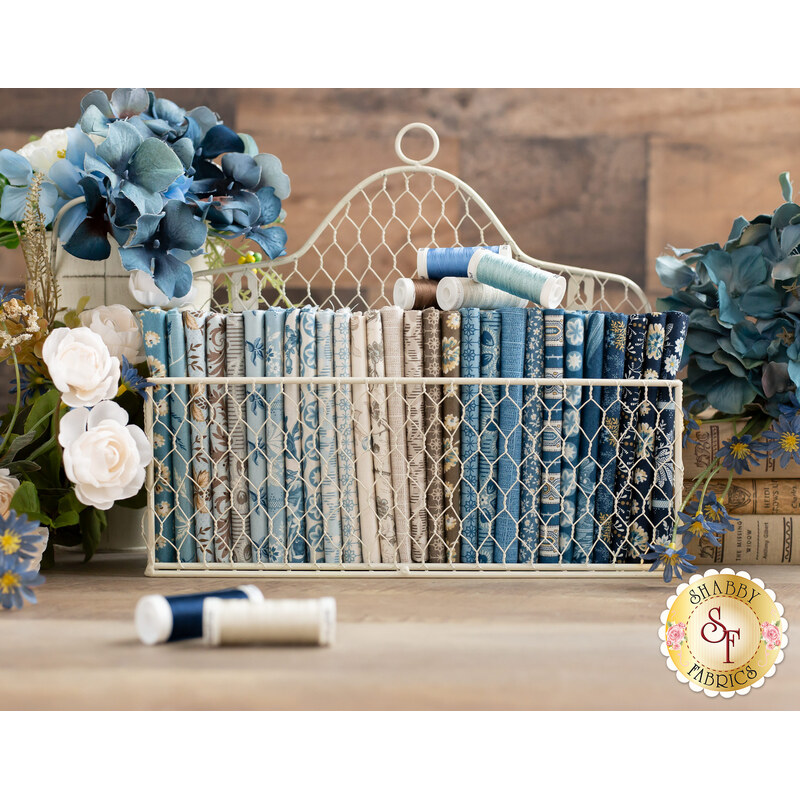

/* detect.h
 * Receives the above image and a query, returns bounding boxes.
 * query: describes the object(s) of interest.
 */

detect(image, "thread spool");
[393,278,440,310]
[436,277,529,311]
[135,585,263,646]
[417,245,512,280]
[203,597,337,647]
[467,249,566,309]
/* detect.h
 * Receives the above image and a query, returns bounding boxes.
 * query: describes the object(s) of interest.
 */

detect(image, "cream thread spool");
[467,249,566,309]
[417,245,512,279]
[436,277,529,311]
[203,597,337,646]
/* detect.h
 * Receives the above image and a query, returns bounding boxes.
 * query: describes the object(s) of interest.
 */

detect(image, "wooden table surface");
[1,551,797,710]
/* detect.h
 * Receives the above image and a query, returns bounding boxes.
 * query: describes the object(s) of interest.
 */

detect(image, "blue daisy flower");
[677,509,725,548]
[118,356,153,399]
[0,553,45,610]
[715,434,765,474]
[685,490,735,533]
[761,414,800,468]
[0,510,45,559]
[644,539,696,583]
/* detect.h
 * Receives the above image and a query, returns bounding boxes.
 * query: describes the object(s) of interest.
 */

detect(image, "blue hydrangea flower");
[644,539,696,583]
[0,511,45,560]
[0,149,61,224]
[716,434,765,474]
[761,414,800,468]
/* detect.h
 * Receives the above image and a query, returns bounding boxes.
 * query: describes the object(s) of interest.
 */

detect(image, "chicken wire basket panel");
[196,123,650,316]
[144,376,683,576]
[143,124,677,577]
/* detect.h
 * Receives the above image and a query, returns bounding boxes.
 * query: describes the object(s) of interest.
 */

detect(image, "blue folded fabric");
[138,309,176,563]
[518,308,544,563]
[572,312,605,562]
[593,312,628,563]
[283,309,307,563]
[558,311,586,561]
[166,308,196,563]
[316,309,344,564]
[459,307,481,563]
[494,307,526,564]
[477,310,501,563]
[650,311,689,544]
[243,310,269,561]
[628,312,667,557]
[611,313,649,559]
[539,310,564,563]
[265,308,288,562]
[299,306,325,563]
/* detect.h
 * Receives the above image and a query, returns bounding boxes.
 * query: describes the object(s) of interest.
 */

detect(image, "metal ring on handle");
[394,122,440,166]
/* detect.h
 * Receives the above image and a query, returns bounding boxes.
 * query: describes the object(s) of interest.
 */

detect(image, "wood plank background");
[1,88,799,403]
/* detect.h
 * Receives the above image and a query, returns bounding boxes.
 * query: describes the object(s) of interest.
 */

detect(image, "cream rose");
[58,401,152,510]
[79,304,144,364]
[129,270,196,310]
[0,468,21,518]
[42,327,120,408]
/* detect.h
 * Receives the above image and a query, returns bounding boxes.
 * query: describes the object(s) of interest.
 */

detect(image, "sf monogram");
[700,606,740,664]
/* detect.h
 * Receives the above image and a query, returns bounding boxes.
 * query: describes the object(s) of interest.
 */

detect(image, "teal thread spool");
[467,249,566,308]
[436,277,528,311]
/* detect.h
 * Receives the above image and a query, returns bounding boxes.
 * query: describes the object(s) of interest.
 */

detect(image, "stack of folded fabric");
[139,301,688,566]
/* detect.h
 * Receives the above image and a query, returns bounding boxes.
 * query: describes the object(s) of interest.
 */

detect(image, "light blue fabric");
[651,311,689,543]
[572,312,605,562]
[316,309,343,564]
[333,308,363,563]
[459,307,481,563]
[518,308,544,563]
[166,308,196,563]
[283,309,307,563]
[243,310,269,561]
[137,309,176,563]
[558,311,585,561]
[539,310,564,563]
[299,306,325,563]
[265,308,288,562]
[476,310,501,563]
[593,312,628,563]
[494,307,526,564]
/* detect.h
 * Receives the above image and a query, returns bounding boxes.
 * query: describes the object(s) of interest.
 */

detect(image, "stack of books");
[684,421,800,565]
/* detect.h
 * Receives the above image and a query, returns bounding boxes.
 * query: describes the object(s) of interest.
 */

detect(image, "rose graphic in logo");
[760,621,782,651]
[666,621,686,651]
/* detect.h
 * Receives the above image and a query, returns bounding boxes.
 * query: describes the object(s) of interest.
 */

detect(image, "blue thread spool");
[135,585,263,645]
[417,245,512,279]
[467,249,566,308]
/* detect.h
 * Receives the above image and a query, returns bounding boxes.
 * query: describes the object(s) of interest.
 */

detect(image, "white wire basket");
[143,123,682,577]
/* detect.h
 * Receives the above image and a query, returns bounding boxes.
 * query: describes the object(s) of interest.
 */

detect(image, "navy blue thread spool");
[135,585,263,645]
[416,245,511,280]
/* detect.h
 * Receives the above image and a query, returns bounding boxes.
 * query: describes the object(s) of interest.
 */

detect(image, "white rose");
[42,327,120,408]
[79,304,144,364]
[129,270,196,310]
[0,468,21,518]
[58,401,152,510]
[17,128,71,175]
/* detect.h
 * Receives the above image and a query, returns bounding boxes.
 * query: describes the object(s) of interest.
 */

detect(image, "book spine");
[689,515,800,564]
[684,422,800,479]
[683,479,800,515]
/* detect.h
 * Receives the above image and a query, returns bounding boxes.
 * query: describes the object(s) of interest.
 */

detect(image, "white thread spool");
[203,597,337,646]
[436,277,529,311]
[467,249,566,309]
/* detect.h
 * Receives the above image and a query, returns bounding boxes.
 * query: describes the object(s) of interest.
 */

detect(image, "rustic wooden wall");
[2,88,799,301]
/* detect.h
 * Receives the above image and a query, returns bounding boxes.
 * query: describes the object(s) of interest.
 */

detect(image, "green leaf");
[3,460,42,475]
[23,389,59,434]
[80,507,107,562]
[780,171,793,203]
[52,511,80,528]
[9,480,40,515]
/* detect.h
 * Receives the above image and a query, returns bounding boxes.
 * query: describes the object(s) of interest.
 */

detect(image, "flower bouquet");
[0,87,291,308]
[653,172,800,580]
